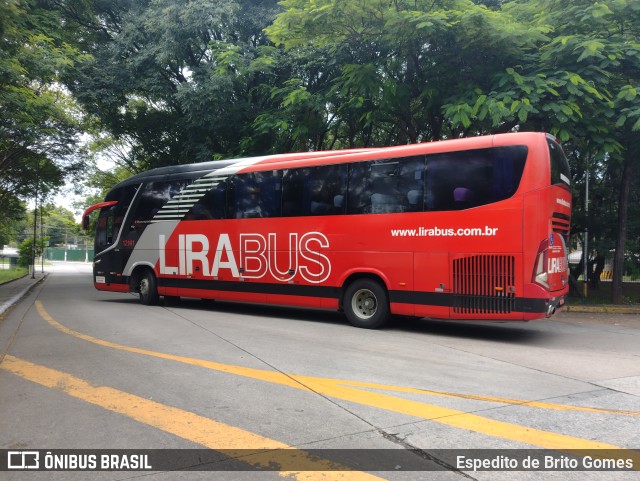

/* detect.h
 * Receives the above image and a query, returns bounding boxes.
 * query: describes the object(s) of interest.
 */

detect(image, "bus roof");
[107,148,375,190]
[106,132,551,191]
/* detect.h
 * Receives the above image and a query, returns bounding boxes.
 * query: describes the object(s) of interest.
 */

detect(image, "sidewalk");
[0,272,48,317]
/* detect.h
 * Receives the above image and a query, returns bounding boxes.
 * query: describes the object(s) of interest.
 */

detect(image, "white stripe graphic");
[125,156,267,274]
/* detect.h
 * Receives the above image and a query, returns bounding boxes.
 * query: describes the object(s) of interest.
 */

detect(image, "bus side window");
[310,165,347,215]
[348,157,425,215]
[425,151,479,211]
[185,179,227,220]
[128,180,187,229]
[228,171,282,219]
[282,169,303,216]
[347,161,374,214]
[548,140,570,187]
[283,165,347,217]
[425,147,527,211]
[492,146,527,199]
[399,157,425,212]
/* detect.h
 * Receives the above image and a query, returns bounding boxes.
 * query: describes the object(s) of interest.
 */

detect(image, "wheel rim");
[351,288,378,320]
[140,277,149,298]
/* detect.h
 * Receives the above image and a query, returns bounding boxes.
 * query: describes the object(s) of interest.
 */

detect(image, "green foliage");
[265,0,554,144]
[64,0,284,168]
[0,196,27,247]
[18,237,47,267]
[0,0,88,224]
[40,205,83,246]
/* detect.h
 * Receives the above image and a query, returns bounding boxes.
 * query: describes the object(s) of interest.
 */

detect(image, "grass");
[0,267,28,285]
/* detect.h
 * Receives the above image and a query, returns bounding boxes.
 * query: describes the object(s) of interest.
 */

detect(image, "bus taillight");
[533,239,550,289]
[533,235,569,292]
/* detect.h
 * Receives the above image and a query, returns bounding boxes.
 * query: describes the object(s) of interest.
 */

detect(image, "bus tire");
[139,269,159,306]
[343,279,389,329]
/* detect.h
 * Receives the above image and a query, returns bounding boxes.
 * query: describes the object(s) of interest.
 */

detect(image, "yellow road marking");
[35,301,639,459]
[0,355,386,480]
[333,380,640,417]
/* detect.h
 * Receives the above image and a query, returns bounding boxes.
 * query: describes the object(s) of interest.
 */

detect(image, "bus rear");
[520,134,571,319]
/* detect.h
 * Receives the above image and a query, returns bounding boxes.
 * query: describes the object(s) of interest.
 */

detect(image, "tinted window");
[131,180,188,228]
[184,178,227,220]
[347,157,425,214]
[95,184,138,253]
[548,138,571,187]
[425,146,527,211]
[228,171,282,218]
[96,207,114,250]
[282,164,347,217]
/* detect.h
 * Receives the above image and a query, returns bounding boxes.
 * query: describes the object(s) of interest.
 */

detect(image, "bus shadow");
[163,297,348,327]
[177,298,551,343]
[389,316,552,344]
[99,297,551,343]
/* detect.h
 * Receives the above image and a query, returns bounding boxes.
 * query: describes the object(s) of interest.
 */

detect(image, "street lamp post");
[31,185,38,279]
[40,202,45,273]
[583,158,589,297]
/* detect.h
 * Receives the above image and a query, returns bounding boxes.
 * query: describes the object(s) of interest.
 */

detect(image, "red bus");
[83,132,571,328]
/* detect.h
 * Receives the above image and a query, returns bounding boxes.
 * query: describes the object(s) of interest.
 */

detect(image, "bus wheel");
[344,279,389,329]
[139,269,159,306]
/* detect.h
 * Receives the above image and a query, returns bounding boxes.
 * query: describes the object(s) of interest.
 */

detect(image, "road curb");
[564,304,640,315]
[0,274,48,318]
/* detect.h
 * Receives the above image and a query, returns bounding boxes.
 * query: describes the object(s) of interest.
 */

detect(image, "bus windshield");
[94,185,138,254]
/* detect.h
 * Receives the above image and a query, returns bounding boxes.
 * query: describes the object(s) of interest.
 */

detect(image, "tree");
[503,0,640,302]
[266,0,566,146]
[58,0,285,170]
[0,196,27,247]
[0,0,88,228]
[18,237,47,268]
[39,205,83,246]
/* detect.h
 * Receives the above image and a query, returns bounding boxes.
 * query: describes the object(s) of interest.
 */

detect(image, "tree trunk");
[611,157,633,304]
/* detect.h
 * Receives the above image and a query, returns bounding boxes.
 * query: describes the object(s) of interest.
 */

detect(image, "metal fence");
[45,248,94,263]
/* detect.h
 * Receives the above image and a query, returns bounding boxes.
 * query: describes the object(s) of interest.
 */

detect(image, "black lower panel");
[157,277,548,314]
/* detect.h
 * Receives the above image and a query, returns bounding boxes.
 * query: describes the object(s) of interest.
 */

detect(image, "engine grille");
[453,255,516,314]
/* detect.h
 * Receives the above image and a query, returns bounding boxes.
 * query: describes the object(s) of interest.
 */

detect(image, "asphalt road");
[0,262,639,480]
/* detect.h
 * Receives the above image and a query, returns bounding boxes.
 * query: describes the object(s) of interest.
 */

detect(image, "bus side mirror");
[82,216,90,231]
